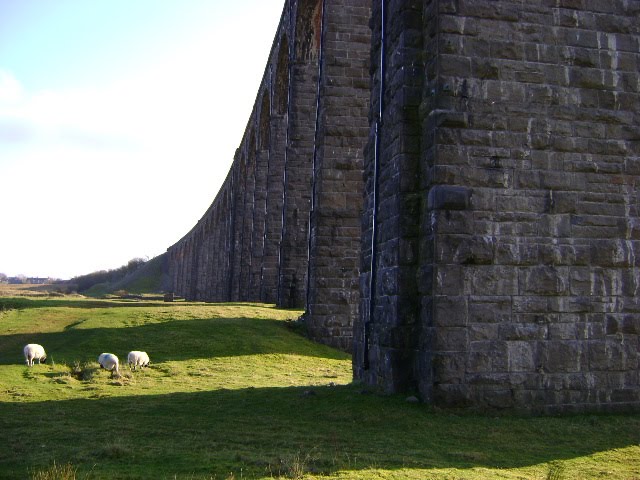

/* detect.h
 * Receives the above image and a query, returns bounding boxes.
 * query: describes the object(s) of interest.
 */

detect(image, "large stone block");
[466,265,519,296]
[427,185,473,211]
[520,266,569,296]
[507,341,536,372]
[539,341,586,373]
[434,296,468,327]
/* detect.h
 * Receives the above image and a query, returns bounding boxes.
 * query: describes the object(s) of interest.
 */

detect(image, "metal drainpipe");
[277,1,294,307]
[364,0,385,371]
[305,0,327,312]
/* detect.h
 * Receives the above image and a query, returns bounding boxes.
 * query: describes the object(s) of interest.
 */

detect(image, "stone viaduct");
[166,0,639,412]
[166,0,371,351]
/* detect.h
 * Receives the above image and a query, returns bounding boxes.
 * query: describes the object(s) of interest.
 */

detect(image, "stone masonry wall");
[277,0,321,309]
[166,0,371,351]
[354,0,425,393]
[166,0,638,412]
[305,0,371,350]
[355,0,640,412]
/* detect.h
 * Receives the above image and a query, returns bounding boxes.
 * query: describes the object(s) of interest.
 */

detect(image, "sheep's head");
[40,355,47,363]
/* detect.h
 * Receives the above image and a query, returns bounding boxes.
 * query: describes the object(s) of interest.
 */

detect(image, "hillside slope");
[0,298,638,480]
[82,253,169,296]
[108,253,170,294]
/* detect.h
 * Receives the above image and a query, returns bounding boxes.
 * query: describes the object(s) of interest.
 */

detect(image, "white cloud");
[0,0,283,279]
[0,67,228,278]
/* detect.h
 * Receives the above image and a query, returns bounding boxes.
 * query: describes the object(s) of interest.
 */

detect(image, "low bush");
[69,361,97,382]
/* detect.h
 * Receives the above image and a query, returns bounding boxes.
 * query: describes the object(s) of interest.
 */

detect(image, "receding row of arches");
[167,0,324,309]
[167,0,371,354]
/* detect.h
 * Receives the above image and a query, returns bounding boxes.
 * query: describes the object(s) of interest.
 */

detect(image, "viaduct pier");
[167,0,640,412]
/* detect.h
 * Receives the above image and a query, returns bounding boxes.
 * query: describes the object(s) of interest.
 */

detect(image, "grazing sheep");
[23,344,47,366]
[97,353,120,377]
[127,351,150,371]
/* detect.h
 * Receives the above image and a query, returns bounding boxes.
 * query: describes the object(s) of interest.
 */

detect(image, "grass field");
[0,289,638,479]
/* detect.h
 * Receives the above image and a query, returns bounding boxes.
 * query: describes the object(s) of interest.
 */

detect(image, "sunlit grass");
[30,461,78,480]
[0,296,638,479]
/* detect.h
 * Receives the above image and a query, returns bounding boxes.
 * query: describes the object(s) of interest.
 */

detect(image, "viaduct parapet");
[167,0,640,412]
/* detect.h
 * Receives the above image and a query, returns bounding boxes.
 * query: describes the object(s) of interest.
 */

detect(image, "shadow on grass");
[0,297,291,311]
[0,296,185,310]
[0,384,638,479]
[0,317,348,365]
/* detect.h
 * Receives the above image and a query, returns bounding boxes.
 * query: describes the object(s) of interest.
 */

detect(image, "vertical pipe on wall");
[364,0,385,371]
[305,0,327,312]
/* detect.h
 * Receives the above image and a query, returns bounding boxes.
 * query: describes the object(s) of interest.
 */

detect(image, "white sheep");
[23,344,47,366]
[98,353,120,377]
[127,351,150,371]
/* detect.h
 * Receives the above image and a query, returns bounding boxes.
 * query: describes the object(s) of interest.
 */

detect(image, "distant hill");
[82,253,169,296]
[110,253,169,294]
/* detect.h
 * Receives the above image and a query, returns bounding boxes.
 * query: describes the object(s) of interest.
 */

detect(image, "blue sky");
[0,0,284,280]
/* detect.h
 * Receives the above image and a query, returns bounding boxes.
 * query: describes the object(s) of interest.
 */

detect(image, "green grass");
[0,297,638,479]
[106,253,167,294]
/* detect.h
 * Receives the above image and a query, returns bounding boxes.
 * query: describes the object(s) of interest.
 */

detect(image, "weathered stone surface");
[427,185,473,211]
[354,0,640,413]
[166,0,639,413]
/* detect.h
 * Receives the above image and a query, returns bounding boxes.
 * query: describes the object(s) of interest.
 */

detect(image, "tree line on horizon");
[67,257,149,292]
[0,273,58,285]
[1,257,152,293]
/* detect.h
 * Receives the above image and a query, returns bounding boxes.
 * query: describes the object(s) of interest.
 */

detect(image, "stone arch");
[274,35,289,115]
[239,130,257,299]
[214,203,220,225]
[239,151,247,181]
[248,130,257,159]
[295,0,322,62]
[259,94,271,150]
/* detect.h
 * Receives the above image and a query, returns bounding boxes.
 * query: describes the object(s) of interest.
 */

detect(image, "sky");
[0,0,285,280]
